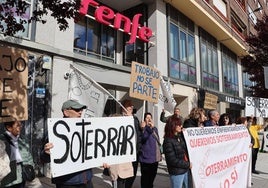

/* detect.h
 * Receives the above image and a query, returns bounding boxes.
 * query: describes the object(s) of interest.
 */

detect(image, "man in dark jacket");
[40,99,93,188]
[160,105,184,124]
[203,109,220,127]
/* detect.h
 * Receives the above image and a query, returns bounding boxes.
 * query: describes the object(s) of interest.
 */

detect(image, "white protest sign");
[159,76,177,114]
[245,96,268,117]
[263,131,268,152]
[183,125,251,188]
[47,116,136,177]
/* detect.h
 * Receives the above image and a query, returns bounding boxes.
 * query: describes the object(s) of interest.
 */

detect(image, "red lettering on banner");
[79,0,153,44]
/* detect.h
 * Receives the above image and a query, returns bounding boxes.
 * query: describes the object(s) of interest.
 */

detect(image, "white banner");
[159,76,177,113]
[69,66,109,117]
[263,131,268,152]
[245,96,268,118]
[184,125,251,188]
[48,116,136,177]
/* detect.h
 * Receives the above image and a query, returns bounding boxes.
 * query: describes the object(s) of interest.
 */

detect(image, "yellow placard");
[0,46,28,123]
[129,62,160,103]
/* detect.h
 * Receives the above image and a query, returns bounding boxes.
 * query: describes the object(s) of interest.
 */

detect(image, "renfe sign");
[79,0,153,44]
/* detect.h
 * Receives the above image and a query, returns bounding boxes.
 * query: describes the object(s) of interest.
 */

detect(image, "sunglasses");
[68,108,83,112]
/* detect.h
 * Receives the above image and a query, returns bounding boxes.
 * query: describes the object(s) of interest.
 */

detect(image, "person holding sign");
[163,116,192,188]
[40,100,93,188]
[139,112,162,188]
[218,113,232,126]
[183,107,206,128]
[160,105,184,123]
[203,109,220,126]
[121,99,142,188]
[248,117,267,174]
[102,114,134,188]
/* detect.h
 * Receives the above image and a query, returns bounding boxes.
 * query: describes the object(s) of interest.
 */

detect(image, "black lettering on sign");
[0,99,11,118]
[53,120,70,164]
[94,129,106,158]
[52,119,135,164]
[107,127,118,156]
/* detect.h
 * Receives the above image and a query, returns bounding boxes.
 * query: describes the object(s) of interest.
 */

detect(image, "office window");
[221,45,238,96]
[123,5,147,66]
[243,71,254,97]
[200,28,219,90]
[74,16,116,63]
[168,6,196,83]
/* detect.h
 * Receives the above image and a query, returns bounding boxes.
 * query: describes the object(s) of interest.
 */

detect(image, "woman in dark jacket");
[139,112,161,188]
[183,107,206,128]
[163,116,191,188]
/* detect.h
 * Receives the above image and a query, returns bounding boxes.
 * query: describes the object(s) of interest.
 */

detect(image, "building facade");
[0,0,266,175]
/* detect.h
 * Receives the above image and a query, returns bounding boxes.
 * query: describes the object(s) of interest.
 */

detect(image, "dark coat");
[183,118,198,128]
[40,138,92,186]
[0,133,34,187]
[163,133,190,175]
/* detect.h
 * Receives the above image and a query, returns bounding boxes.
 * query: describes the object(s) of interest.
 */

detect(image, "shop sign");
[79,0,153,44]
[225,96,242,105]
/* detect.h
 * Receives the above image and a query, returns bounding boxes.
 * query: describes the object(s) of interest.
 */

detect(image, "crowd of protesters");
[1,99,267,188]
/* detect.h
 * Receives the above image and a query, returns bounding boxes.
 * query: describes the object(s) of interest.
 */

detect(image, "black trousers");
[125,160,138,188]
[252,148,259,171]
[140,162,158,188]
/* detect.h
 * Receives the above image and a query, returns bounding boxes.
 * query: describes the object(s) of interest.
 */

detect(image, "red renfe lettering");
[79,0,153,44]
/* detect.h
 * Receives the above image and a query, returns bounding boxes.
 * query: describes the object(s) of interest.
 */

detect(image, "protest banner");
[129,61,160,103]
[245,96,268,118]
[69,65,110,117]
[0,46,28,123]
[263,131,268,152]
[47,116,136,177]
[159,76,177,113]
[184,125,251,188]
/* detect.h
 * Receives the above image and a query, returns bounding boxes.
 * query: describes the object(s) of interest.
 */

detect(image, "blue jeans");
[170,171,188,188]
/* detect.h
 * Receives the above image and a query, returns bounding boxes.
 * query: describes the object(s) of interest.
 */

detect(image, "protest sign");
[47,116,136,177]
[263,131,268,152]
[159,76,177,113]
[245,96,268,117]
[0,46,28,122]
[129,61,160,103]
[184,125,251,188]
[204,92,218,110]
[69,66,109,117]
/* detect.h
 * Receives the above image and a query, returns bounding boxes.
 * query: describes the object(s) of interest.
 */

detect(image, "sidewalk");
[40,152,268,188]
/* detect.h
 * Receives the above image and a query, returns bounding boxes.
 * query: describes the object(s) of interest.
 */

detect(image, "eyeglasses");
[68,108,83,112]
